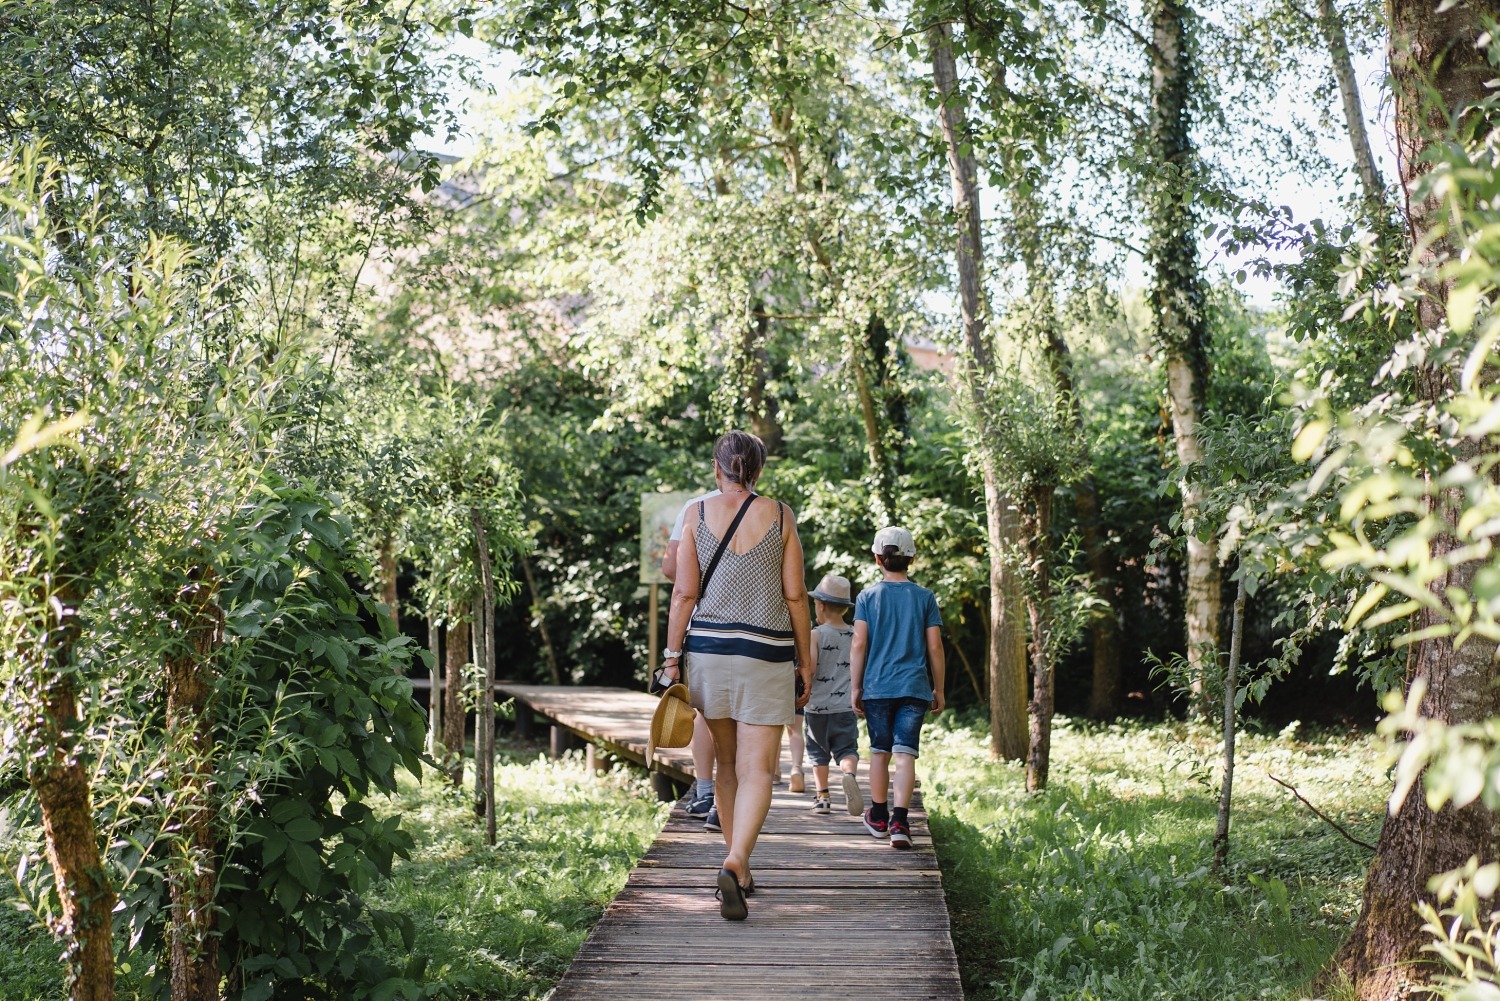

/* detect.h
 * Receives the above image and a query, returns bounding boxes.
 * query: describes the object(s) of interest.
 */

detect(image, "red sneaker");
[862,808,889,839]
[889,818,912,849]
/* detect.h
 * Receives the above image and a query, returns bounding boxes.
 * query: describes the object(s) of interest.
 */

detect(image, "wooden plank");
[488,684,963,999]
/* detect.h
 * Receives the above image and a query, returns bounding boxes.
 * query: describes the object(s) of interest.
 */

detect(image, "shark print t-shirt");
[805,622,854,714]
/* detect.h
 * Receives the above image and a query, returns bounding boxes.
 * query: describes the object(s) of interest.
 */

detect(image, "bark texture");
[443,614,470,786]
[1330,4,1497,995]
[852,315,898,525]
[1213,576,1247,873]
[930,22,1028,760]
[472,509,498,846]
[165,571,224,1001]
[377,534,399,630]
[28,585,115,1001]
[1147,0,1219,708]
[1024,487,1056,793]
[1332,522,1500,996]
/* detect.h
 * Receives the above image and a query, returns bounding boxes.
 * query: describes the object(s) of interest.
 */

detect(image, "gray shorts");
[803,711,860,766]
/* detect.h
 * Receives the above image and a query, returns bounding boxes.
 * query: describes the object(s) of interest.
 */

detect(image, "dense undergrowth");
[923,713,1382,1000]
[0,737,666,1001]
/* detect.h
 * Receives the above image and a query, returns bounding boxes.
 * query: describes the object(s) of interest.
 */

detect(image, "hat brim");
[810,589,854,606]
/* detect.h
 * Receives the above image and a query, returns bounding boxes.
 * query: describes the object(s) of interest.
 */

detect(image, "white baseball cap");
[870,526,916,557]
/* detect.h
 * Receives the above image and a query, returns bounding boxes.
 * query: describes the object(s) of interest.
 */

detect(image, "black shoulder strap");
[699,493,757,599]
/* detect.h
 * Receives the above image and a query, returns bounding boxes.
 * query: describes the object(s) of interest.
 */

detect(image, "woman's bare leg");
[723,721,781,879]
[704,717,739,853]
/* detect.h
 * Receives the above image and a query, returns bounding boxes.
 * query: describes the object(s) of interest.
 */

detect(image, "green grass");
[922,714,1381,1001]
[363,741,668,999]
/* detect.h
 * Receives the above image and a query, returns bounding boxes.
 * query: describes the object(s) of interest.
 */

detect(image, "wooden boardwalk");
[493,684,963,1000]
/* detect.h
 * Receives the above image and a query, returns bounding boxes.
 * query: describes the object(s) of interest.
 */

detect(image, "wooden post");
[515,703,533,740]
[648,582,659,680]
[550,725,571,759]
[652,771,682,803]
[586,743,599,774]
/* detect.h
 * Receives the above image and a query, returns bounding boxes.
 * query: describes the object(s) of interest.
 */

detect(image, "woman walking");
[659,430,813,920]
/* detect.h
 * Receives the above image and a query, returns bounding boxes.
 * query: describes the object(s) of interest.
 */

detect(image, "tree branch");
[1267,772,1377,852]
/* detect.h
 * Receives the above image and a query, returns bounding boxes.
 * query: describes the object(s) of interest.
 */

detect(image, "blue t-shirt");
[854,580,942,701]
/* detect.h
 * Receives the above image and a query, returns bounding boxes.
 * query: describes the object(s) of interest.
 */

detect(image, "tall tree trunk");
[471,595,485,811]
[1330,3,1495,994]
[930,22,1029,760]
[377,533,399,630]
[472,510,498,846]
[166,569,223,1001]
[1147,0,1219,711]
[1213,575,1247,874]
[852,315,898,525]
[26,584,115,1001]
[742,304,785,456]
[519,556,561,686]
[443,613,470,787]
[1313,0,1385,212]
[1024,487,1056,793]
[427,612,443,759]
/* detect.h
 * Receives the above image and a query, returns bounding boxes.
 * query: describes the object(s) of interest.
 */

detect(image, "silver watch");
[662,648,682,660]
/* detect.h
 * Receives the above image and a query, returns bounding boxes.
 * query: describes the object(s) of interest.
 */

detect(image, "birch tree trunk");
[930,22,1029,760]
[1313,0,1384,211]
[1330,3,1495,994]
[1147,0,1219,711]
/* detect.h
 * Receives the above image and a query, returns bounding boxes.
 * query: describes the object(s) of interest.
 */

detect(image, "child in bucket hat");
[850,527,945,849]
[803,573,864,817]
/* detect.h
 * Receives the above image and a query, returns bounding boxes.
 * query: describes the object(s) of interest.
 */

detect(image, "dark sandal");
[715,867,749,920]
[742,871,755,895]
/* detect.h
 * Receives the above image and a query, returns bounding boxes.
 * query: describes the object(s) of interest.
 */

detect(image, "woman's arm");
[662,513,701,684]
[779,504,813,705]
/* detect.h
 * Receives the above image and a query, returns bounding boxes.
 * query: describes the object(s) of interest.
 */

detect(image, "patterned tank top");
[683,496,795,662]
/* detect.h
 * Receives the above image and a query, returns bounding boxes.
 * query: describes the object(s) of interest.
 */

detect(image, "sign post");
[640,492,694,678]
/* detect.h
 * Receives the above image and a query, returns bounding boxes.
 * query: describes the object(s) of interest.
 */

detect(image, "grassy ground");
[921,713,1383,1001]
[362,741,667,999]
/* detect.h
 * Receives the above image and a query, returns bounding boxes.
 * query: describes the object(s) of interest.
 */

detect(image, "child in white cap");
[850,527,945,849]
[804,573,864,816]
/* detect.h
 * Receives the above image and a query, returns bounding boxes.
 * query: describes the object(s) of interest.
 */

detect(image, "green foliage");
[0,146,437,998]
[208,485,430,1001]
[924,713,1381,1000]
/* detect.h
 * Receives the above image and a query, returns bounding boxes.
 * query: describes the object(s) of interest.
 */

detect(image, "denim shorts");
[862,697,929,757]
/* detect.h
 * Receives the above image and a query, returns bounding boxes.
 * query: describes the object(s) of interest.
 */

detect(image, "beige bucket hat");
[809,573,854,606]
